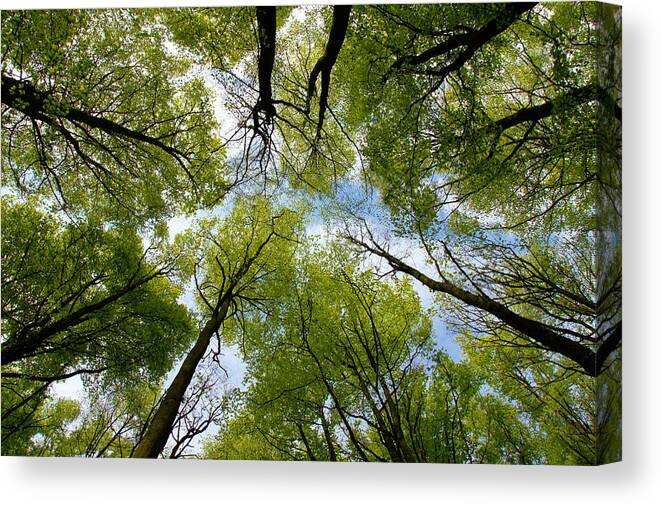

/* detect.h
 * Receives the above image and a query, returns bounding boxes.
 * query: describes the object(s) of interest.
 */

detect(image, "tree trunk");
[255,7,277,119]
[131,298,230,458]
[305,5,352,135]
[319,406,338,461]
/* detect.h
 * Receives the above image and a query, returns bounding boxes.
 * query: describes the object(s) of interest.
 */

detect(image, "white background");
[1,0,659,503]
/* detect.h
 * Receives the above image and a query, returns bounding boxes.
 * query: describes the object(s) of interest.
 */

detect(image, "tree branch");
[347,233,603,376]
[389,3,537,79]
[305,6,352,138]
[2,268,164,365]
[1,74,189,162]
[493,85,622,133]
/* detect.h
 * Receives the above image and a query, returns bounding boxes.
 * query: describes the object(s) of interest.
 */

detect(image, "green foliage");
[325,3,603,237]
[1,198,196,382]
[461,332,598,465]
[1,198,196,452]
[204,246,544,463]
[1,9,227,224]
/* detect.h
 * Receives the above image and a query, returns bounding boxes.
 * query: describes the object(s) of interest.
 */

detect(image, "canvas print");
[1,2,621,464]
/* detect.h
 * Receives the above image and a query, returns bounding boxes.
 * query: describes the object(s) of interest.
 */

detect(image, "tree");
[1,9,227,224]
[132,197,302,457]
[12,383,163,458]
[1,199,194,365]
[165,365,237,459]
[205,244,542,463]
[461,330,601,464]
[345,224,615,376]
[1,198,196,453]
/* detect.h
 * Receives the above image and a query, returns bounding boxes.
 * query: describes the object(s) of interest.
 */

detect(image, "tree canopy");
[1,2,621,464]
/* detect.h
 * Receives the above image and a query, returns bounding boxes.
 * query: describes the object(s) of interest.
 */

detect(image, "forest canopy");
[1,2,621,464]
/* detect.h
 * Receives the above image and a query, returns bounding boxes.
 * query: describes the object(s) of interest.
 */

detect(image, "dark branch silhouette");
[305,5,352,138]
[1,269,164,365]
[389,3,537,80]
[255,7,277,120]
[493,85,622,132]
[1,74,189,163]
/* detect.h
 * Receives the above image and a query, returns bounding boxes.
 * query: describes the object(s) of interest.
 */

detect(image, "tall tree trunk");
[255,7,277,119]
[297,423,317,461]
[319,406,338,461]
[305,5,352,136]
[381,383,417,462]
[132,298,230,458]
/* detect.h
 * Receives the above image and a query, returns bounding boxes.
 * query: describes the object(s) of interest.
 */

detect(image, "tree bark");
[131,297,231,458]
[595,320,621,374]
[319,406,338,461]
[494,85,622,132]
[306,6,352,136]
[297,423,317,461]
[255,7,277,119]
[390,3,537,77]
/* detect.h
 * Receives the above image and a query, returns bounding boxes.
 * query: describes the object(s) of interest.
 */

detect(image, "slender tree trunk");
[350,366,402,461]
[131,298,230,458]
[319,406,338,461]
[381,384,417,462]
[297,423,317,461]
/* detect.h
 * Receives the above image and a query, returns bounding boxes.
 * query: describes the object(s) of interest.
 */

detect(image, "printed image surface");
[1,3,621,463]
